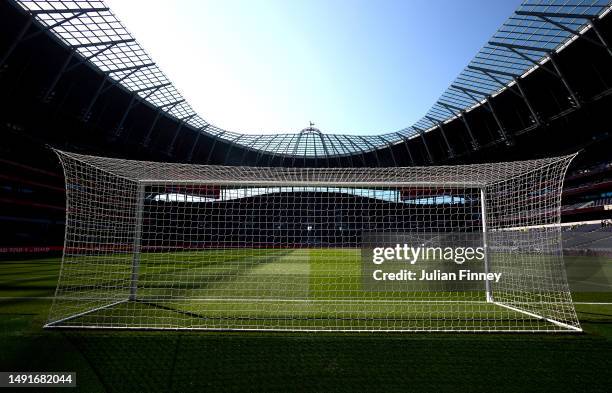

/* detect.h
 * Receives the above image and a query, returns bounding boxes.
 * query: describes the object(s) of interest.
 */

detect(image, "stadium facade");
[0,0,611,256]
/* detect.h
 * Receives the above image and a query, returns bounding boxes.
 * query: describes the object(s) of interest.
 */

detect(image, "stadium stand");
[562,159,612,220]
[561,220,612,255]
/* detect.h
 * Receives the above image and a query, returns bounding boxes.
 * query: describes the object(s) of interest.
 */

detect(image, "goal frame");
[45,150,582,333]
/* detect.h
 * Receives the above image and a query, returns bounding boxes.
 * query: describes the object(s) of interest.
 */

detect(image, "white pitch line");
[2,297,612,305]
[493,301,582,332]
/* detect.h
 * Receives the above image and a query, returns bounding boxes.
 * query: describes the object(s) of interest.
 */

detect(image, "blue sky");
[106,0,520,135]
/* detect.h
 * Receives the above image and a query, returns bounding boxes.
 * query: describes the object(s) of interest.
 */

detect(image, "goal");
[46,150,581,332]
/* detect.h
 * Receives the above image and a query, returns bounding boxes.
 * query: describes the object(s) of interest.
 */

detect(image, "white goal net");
[46,150,581,332]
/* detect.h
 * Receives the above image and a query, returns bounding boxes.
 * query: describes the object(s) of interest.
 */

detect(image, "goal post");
[129,184,146,301]
[480,188,493,304]
[46,150,581,332]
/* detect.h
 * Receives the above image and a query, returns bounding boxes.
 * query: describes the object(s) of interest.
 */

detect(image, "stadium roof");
[14,0,612,158]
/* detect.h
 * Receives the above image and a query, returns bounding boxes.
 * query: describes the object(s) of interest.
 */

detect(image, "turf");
[47,249,583,331]
[0,255,611,392]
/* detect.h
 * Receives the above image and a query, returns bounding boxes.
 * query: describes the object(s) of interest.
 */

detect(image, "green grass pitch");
[0,254,611,391]
[48,249,568,331]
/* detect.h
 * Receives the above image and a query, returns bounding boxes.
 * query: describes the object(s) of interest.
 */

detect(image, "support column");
[42,52,73,103]
[82,75,108,121]
[401,136,415,165]
[426,116,454,158]
[480,188,493,303]
[590,19,612,57]
[188,125,209,162]
[413,127,433,163]
[129,184,146,301]
[513,78,540,126]
[0,15,32,70]
[486,98,513,146]
[548,54,581,108]
[166,114,195,156]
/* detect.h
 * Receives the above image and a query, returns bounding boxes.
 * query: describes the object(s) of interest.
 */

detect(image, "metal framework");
[10,0,612,158]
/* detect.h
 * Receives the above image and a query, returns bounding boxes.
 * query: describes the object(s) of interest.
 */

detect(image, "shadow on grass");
[62,327,612,393]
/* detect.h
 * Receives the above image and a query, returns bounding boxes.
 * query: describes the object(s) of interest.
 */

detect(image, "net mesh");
[46,151,581,332]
